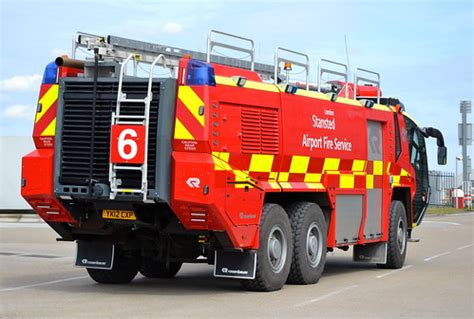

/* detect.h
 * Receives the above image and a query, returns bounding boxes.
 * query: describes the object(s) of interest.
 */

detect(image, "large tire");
[377,200,408,269]
[87,254,138,284]
[241,203,293,292]
[286,202,327,285]
[139,259,182,278]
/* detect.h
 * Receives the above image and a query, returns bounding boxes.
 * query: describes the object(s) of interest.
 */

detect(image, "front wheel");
[377,200,408,269]
[241,203,293,292]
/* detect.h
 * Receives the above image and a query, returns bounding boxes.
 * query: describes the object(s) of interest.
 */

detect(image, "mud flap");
[213,250,257,279]
[353,242,387,264]
[75,241,114,270]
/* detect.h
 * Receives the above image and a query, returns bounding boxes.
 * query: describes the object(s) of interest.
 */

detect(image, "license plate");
[102,209,136,220]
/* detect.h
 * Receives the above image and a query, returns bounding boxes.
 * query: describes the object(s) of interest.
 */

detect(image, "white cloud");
[2,104,35,119]
[0,74,42,92]
[162,22,184,34]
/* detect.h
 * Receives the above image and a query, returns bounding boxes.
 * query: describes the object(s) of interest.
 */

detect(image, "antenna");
[344,34,351,78]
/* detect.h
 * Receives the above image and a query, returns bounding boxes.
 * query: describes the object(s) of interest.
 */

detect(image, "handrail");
[317,59,348,97]
[72,32,104,59]
[207,30,255,71]
[274,47,310,90]
[354,67,381,104]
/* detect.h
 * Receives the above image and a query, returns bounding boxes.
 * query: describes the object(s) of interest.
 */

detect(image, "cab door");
[404,116,430,224]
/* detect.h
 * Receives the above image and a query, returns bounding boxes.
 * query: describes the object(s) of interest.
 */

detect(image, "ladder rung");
[114,115,146,119]
[113,165,143,171]
[118,98,147,103]
[111,188,144,193]
[115,121,145,125]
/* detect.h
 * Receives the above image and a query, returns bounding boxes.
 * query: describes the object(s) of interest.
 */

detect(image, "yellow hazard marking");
[269,171,278,179]
[178,86,205,127]
[386,162,392,173]
[279,182,292,189]
[268,181,280,189]
[373,161,383,175]
[174,118,195,140]
[366,175,374,189]
[278,172,289,182]
[391,175,401,186]
[400,168,409,177]
[304,173,321,183]
[215,76,279,93]
[323,158,340,172]
[249,154,274,172]
[352,160,366,172]
[289,155,310,174]
[35,85,58,123]
[340,174,355,189]
[305,182,325,189]
[40,118,56,136]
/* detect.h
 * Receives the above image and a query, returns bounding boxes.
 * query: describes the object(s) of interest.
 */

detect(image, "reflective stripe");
[40,118,56,136]
[174,118,195,140]
[178,86,205,127]
[249,154,274,172]
[35,85,58,123]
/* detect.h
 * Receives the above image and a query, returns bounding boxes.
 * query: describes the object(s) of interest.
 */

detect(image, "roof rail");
[207,30,255,71]
[71,31,275,80]
[274,47,310,90]
[317,59,349,97]
[354,68,381,104]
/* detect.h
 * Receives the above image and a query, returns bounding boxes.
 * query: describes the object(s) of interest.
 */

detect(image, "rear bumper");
[21,149,76,223]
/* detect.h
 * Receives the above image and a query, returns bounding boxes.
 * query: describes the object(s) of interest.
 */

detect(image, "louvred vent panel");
[241,107,279,154]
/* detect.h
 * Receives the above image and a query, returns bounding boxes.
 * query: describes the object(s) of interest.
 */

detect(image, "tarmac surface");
[0,213,473,318]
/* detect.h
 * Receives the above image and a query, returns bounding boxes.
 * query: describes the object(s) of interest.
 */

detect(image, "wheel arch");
[391,187,412,228]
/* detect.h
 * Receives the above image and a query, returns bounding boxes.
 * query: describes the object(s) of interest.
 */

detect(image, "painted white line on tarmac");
[0,222,48,228]
[423,221,461,226]
[0,276,89,293]
[293,285,358,308]
[376,265,413,279]
[424,251,451,262]
[456,243,474,251]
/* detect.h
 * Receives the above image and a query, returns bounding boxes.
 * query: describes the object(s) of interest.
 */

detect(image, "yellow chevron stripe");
[249,154,274,172]
[215,76,279,93]
[35,85,58,123]
[289,155,310,174]
[174,118,195,140]
[178,86,205,127]
[40,118,56,136]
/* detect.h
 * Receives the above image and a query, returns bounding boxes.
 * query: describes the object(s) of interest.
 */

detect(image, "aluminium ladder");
[108,54,166,201]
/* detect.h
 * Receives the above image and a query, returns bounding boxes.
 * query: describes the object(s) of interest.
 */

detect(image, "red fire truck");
[21,30,447,291]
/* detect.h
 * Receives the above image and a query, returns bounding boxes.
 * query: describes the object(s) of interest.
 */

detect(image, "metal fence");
[429,171,455,206]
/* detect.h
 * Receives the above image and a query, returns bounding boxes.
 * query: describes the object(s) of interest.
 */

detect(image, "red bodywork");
[22,57,416,251]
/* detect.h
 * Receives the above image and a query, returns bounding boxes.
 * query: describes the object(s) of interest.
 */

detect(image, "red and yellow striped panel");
[212,152,414,191]
[33,84,59,148]
[174,86,205,140]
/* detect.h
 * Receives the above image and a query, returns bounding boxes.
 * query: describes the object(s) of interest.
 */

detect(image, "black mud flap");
[75,241,114,270]
[353,242,387,263]
[213,250,256,280]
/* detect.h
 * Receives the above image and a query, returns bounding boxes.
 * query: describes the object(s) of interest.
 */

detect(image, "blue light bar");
[186,60,216,86]
[42,61,58,84]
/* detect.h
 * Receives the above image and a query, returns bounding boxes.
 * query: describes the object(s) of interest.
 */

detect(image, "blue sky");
[0,0,472,173]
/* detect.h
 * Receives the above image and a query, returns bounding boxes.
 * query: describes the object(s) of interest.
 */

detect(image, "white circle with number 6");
[118,129,138,160]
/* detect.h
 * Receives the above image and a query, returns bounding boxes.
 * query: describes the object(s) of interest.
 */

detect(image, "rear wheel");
[377,200,408,269]
[87,253,138,284]
[286,202,327,284]
[139,258,182,278]
[241,203,293,292]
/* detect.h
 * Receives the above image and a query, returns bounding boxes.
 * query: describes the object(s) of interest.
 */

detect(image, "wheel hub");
[306,222,323,267]
[267,225,287,273]
[397,218,407,254]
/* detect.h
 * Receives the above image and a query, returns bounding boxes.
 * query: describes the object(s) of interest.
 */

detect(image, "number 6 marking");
[118,129,138,160]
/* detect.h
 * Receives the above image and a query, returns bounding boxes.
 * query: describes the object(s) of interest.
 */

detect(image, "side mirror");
[438,146,447,165]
